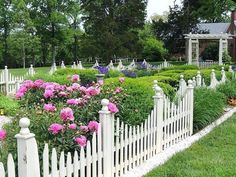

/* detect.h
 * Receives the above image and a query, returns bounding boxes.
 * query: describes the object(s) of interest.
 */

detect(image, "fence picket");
[43,144,49,177]
[92,133,97,177]
[73,151,79,177]
[80,147,85,177]
[66,152,72,177]
[7,154,15,177]
[59,151,66,177]
[51,148,58,177]
[0,162,5,177]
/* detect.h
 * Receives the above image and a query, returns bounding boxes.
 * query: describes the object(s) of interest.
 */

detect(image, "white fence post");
[221,67,227,83]
[61,61,66,69]
[209,69,218,89]
[99,99,114,177]
[15,118,40,177]
[153,80,164,153]
[28,64,35,76]
[4,66,9,95]
[187,80,194,135]
[196,71,202,87]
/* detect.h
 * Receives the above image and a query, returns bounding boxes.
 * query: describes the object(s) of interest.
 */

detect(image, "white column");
[196,39,199,62]
[219,38,223,65]
[188,38,192,64]
[153,80,164,153]
[99,99,114,177]
[15,118,40,177]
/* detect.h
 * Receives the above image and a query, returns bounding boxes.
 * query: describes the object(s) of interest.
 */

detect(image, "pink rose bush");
[14,76,124,149]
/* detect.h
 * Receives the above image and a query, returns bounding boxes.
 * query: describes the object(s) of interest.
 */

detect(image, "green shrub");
[105,77,175,125]
[217,80,236,99]
[54,68,98,85]
[0,95,19,116]
[193,88,226,132]
[160,65,199,72]
[106,70,124,78]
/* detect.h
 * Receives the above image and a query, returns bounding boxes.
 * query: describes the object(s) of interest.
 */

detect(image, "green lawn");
[144,114,236,177]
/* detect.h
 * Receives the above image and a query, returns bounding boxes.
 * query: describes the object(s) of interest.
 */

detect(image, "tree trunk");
[3,15,8,66]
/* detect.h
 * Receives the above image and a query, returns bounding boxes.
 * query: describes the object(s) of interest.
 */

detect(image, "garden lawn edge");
[123,106,236,177]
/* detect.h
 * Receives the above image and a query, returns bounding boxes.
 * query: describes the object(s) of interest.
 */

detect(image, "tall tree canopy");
[81,0,147,63]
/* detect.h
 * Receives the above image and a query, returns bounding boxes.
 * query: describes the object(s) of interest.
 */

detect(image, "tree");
[81,0,147,63]
[0,0,13,65]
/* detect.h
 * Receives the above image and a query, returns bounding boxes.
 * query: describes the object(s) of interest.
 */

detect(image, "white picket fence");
[189,61,219,68]
[0,66,24,95]
[0,80,194,177]
[177,67,227,98]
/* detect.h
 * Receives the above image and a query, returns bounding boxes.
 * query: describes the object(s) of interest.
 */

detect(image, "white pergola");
[185,33,233,65]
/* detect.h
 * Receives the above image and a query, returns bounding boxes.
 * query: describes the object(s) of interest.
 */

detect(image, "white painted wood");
[80,147,85,177]
[66,152,72,177]
[0,162,5,177]
[86,141,91,177]
[92,132,97,177]
[7,154,16,177]
[43,144,49,177]
[73,151,79,177]
[59,151,66,177]
[51,148,58,177]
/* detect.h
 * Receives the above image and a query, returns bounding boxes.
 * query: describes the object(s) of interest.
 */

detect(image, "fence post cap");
[101,99,110,112]
[222,67,224,70]
[197,71,201,74]
[4,66,7,69]
[188,80,194,87]
[19,117,31,135]
[180,75,184,79]
[211,69,215,72]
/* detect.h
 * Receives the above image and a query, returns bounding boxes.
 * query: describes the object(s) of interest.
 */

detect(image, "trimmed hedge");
[160,65,199,72]
[0,95,19,116]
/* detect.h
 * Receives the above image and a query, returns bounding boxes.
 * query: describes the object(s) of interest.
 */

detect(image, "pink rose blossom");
[44,103,56,112]
[75,135,87,147]
[23,80,34,89]
[79,86,87,93]
[80,125,89,133]
[58,91,68,97]
[68,123,77,130]
[119,77,125,83]
[85,87,100,96]
[71,75,80,82]
[44,90,54,99]
[114,87,122,94]
[48,123,64,134]
[88,121,99,133]
[71,83,80,90]
[34,80,44,88]
[66,87,73,92]
[60,107,74,121]
[108,102,119,113]
[15,91,24,99]
[0,130,6,141]
[67,98,81,105]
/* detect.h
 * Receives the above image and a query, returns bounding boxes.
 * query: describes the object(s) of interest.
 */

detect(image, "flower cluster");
[15,75,123,148]
[0,130,6,141]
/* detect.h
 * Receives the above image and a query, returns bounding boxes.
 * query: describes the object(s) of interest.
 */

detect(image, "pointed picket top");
[192,77,196,86]
[127,59,136,70]
[92,60,99,68]
[116,60,125,71]
[196,71,202,87]
[61,61,66,69]
[221,67,227,83]
[107,60,115,70]
[72,62,77,69]
[4,66,8,70]
[164,59,168,67]
[77,61,84,69]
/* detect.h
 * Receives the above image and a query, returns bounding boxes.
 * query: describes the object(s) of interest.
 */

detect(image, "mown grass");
[144,114,236,177]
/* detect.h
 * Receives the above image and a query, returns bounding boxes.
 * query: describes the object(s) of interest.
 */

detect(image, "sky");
[147,0,181,20]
